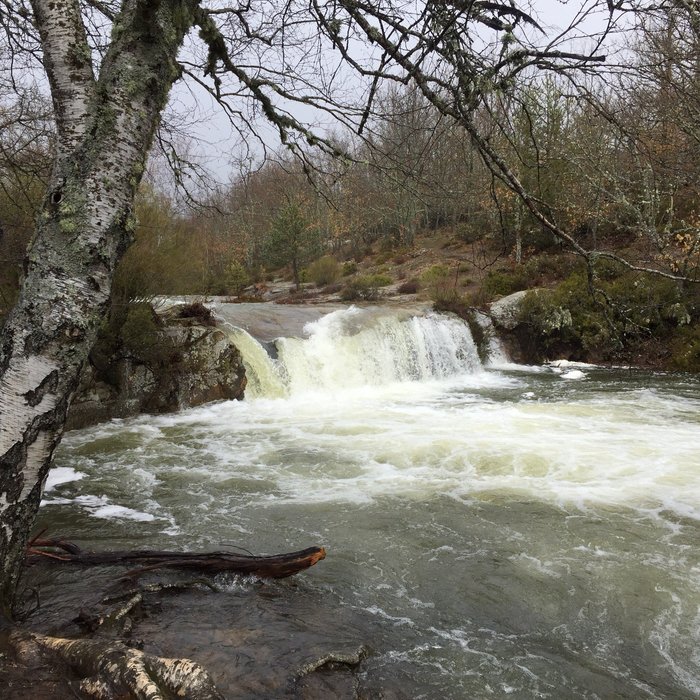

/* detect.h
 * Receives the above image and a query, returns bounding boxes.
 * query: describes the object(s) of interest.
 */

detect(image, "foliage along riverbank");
[4,216,698,378]
[250,227,700,374]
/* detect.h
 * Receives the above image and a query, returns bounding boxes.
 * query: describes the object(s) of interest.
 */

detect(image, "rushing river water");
[37,306,700,699]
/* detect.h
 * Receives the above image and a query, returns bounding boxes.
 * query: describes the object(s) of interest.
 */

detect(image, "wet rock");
[66,321,246,430]
[294,645,369,699]
[296,669,360,699]
[487,289,549,363]
[144,323,246,413]
[295,645,368,677]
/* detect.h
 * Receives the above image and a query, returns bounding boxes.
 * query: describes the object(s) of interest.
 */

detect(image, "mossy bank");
[66,302,246,430]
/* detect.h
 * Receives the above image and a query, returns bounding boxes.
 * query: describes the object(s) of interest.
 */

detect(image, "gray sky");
[157,0,622,192]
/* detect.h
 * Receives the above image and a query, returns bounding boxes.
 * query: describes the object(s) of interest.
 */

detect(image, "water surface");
[38,308,700,698]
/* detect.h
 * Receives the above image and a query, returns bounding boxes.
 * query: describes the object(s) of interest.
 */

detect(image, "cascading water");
[225,326,287,398]
[224,306,483,398]
[472,309,511,366]
[37,303,700,699]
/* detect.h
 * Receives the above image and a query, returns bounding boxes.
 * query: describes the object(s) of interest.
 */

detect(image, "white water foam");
[227,306,483,398]
[59,373,700,522]
[559,369,587,380]
[280,309,481,393]
[224,325,286,398]
[53,308,700,523]
[41,493,156,521]
[44,466,85,492]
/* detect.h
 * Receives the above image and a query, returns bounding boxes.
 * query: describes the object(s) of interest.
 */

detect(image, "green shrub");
[527,227,561,251]
[590,256,626,282]
[369,273,393,286]
[340,273,392,301]
[455,224,484,244]
[463,286,491,309]
[379,237,394,253]
[670,325,700,372]
[375,251,392,264]
[482,268,528,298]
[421,264,457,303]
[605,273,682,333]
[226,261,250,294]
[342,261,358,276]
[517,267,692,363]
[433,296,471,318]
[517,287,597,360]
[421,264,450,285]
[340,279,377,301]
[522,254,577,284]
[121,302,172,367]
[307,255,341,286]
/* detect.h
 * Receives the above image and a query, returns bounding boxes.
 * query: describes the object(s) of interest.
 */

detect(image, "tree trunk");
[12,631,225,699]
[0,0,195,616]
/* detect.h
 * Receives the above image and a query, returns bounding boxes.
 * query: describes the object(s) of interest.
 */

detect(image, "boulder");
[66,322,246,430]
[489,289,532,330]
[145,323,247,413]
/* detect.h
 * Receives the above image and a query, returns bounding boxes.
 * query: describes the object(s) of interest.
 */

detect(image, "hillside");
[259,226,700,372]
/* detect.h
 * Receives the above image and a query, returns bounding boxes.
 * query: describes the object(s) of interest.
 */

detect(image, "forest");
[1,6,700,375]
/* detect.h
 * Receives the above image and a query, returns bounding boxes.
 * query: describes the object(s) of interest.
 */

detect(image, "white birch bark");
[0,0,196,615]
[30,0,95,158]
[12,631,224,699]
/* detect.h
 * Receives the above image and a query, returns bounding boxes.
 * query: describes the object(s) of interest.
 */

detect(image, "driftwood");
[12,630,225,700]
[27,536,326,579]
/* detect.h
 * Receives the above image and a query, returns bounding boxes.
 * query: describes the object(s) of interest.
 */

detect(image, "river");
[36,305,700,698]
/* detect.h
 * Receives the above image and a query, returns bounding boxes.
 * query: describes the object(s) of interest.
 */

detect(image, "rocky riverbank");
[67,303,246,430]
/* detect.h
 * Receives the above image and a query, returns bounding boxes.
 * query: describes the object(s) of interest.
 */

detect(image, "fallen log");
[12,630,225,700]
[27,537,326,579]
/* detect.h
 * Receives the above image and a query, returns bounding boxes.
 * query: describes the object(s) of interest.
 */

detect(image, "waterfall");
[472,310,510,366]
[222,306,482,399]
[224,326,286,398]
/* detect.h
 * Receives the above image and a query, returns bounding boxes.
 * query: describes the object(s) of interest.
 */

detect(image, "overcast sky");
[158,0,623,193]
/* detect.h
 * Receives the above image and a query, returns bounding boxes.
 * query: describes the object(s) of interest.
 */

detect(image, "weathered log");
[11,630,225,700]
[27,537,326,579]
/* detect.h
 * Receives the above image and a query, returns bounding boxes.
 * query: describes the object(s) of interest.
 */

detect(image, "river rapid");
[37,306,700,698]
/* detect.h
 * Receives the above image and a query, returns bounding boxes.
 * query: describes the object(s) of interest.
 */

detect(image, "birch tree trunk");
[0,0,195,616]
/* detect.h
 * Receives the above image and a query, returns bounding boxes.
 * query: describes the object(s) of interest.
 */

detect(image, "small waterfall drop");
[472,310,510,366]
[223,306,482,398]
[224,326,286,398]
